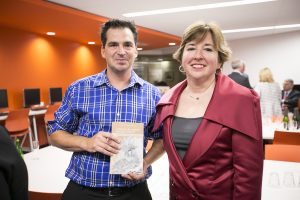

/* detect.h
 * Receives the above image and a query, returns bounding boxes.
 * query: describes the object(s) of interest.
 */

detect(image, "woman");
[254,67,282,119]
[153,21,263,200]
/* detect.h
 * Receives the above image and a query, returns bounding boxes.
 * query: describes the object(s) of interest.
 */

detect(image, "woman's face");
[181,32,221,82]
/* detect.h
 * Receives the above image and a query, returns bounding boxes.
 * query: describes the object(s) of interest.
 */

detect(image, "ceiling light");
[46,32,56,36]
[222,23,300,33]
[137,47,143,51]
[88,41,95,45]
[169,43,176,46]
[123,0,275,17]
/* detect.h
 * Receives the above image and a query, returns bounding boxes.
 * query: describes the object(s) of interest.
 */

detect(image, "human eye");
[185,44,196,51]
[108,42,118,48]
[124,42,134,49]
[204,47,213,52]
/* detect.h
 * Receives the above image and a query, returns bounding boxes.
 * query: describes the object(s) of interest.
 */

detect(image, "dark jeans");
[61,180,152,200]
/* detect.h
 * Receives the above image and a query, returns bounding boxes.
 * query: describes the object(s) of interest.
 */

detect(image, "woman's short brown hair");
[173,21,231,69]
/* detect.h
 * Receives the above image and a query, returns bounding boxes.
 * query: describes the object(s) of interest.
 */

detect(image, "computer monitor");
[23,88,40,108]
[0,89,8,108]
[49,87,62,104]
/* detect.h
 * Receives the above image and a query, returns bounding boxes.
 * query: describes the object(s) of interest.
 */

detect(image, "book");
[109,122,144,174]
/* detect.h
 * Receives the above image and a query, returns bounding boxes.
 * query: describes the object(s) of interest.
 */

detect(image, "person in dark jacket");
[228,59,252,89]
[282,79,300,112]
[0,125,28,200]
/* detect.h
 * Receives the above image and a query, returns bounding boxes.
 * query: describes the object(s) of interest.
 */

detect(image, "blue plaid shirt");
[48,70,162,188]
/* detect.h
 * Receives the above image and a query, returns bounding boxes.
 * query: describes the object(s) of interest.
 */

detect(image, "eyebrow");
[186,42,214,47]
[107,41,134,45]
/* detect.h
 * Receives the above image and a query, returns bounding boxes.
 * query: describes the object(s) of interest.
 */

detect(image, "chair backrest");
[44,104,60,123]
[265,144,300,162]
[273,131,300,145]
[4,108,30,132]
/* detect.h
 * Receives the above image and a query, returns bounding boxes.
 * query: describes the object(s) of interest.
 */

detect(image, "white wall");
[223,30,300,89]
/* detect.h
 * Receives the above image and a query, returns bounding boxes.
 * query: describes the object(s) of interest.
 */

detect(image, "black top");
[172,116,202,159]
[0,125,28,200]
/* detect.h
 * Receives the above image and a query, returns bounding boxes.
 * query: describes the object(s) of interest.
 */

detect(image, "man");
[282,79,300,112]
[48,19,164,200]
[228,59,252,89]
[0,125,28,200]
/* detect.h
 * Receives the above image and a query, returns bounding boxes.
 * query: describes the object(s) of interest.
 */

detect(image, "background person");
[153,21,263,200]
[48,19,164,200]
[0,125,28,200]
[282,79,300,112]
[254,67,282,119]
[228,59,252,89]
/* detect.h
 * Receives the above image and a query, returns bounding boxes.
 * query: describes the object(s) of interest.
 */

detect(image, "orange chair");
[4,108,33,150]
[44,104,60,124]
[273,131,300,145]
[44,104,60,143]
[265,144,300,162]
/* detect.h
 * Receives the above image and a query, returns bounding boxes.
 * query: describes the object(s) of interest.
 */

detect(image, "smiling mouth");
[191,64,205,69]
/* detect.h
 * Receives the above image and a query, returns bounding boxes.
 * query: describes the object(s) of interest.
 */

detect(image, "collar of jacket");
[153,73,261,141]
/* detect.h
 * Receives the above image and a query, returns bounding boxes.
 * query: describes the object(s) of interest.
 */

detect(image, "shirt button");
[116,113,120,116]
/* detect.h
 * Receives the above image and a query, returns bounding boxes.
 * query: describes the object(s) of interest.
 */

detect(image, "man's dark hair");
[101,19,137,47]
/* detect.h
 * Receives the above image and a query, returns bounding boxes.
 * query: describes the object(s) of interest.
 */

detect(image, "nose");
[117,46,126,55]
[193,49,204,59]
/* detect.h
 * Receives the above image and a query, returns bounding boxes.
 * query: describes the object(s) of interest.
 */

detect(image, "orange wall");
[0,26,106,109]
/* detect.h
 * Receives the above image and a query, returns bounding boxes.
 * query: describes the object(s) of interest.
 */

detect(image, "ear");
[101,46,106,59]
[133,48,138,59]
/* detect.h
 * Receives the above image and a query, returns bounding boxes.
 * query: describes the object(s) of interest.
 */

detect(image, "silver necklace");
[188,78,215,101]
[189,95,200,100]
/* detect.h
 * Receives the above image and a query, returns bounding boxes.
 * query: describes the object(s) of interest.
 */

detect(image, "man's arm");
[49,130,120,156]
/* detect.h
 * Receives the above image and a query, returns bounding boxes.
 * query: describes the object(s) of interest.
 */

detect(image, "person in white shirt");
[254,67,282,119]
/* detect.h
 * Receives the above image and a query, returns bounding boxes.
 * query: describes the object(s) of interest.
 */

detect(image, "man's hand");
[121,159,149,180]
[85,132,121,156]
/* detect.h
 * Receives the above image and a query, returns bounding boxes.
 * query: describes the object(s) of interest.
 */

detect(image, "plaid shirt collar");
[93,69,144,88]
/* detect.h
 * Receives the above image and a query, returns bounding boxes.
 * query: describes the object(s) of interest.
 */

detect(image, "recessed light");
[46,32,56,36]
[222,23,300,33]
[137,47,143,51]
[169,43,176,46]
[88,41,95,45]
[123,0,275,17]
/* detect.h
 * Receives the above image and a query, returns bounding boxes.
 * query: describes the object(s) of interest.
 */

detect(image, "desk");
[262,160,300,200]
[29,109,47,143]
[25,147,299,200]
[24,146,71,193]
[24,146,169,199]
[263,123,300,140]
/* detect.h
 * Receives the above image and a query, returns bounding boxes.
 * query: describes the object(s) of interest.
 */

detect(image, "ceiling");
[1,0,300,54]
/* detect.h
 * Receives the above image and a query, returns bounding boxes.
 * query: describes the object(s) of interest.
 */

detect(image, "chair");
[44,104,60,143]
[265,144,300,162]
[4,108,33,151]
[273,131,300,145]
[44,104,60,124]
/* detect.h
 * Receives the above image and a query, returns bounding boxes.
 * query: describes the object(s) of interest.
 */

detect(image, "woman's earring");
[179,65,185,73]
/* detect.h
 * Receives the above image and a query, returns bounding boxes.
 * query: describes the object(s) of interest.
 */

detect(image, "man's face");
[101,28,137,74]
[283,81,293,91]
